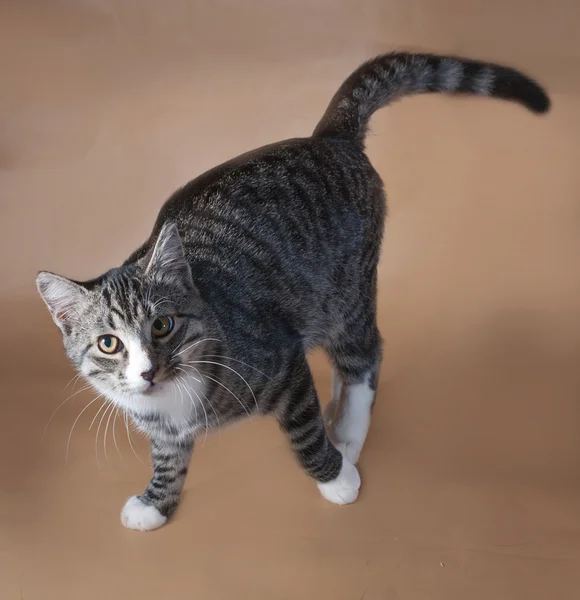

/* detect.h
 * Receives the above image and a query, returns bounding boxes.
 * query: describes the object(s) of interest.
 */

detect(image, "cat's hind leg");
[272,354,361,505]
[324,305,382,465]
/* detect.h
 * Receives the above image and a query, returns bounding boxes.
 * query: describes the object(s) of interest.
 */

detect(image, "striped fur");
[37,52,549,529]
[314,52,549,144]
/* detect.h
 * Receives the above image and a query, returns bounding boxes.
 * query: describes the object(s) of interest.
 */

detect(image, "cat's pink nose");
[141,367,157,383]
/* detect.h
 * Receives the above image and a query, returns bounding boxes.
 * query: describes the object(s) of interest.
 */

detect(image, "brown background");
[2,1,580,598]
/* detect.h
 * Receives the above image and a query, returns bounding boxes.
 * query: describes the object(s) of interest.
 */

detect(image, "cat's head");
[36,223,213,416]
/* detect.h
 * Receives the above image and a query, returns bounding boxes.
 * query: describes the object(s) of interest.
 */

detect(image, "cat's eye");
[151,315,174,338]
[97,335,123,354]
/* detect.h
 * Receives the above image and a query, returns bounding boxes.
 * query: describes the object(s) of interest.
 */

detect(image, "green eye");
[152,315,174,338]
[97,335,123,354]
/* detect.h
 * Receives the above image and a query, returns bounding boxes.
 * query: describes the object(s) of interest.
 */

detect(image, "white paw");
[317,447,361,505]
[120,496,167,531]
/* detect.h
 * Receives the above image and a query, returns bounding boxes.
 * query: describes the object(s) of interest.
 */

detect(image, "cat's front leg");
[121,436,194,531]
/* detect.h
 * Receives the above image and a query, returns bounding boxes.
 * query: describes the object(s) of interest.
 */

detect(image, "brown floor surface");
[2,1,580,598]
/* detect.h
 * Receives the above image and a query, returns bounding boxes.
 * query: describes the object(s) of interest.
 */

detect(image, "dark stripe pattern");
[313,52,550,145]
[139,438,194,517]
[37,52,549,524]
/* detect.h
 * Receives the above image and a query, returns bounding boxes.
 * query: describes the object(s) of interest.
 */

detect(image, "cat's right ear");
[143,222,194,289]
[36,271,88,332]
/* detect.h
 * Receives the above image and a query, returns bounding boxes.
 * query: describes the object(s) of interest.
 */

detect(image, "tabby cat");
[37,52,549,530]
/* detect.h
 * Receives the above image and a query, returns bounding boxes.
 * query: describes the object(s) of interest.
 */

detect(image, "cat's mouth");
[133,380,165,395]
[127,369,181,397]
[135,369,176,395]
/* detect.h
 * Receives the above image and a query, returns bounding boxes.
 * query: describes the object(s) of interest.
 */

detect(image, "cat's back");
[125,136,385,359]
[162,136,378,218]
[128,135,384,284]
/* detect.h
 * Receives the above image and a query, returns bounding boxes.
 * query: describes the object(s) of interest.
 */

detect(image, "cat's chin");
[133,381,164,396]
[130,377,203,423]
[90,373,202,423]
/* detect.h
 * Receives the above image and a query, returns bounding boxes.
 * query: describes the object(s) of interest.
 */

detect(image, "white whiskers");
[150,296,173,313]
[124,409,145,465]
[199,354,272,380]
[95,401,114,469]
[111,407,123,458]
[176,372,209,447]
[102,402,117,463]
[172,337,221,358]
[65,393,104,465]
[64,372,83,391]
[174,369,199,424]
[42,383,93,441]
[185,359,259,413]
[88,399,109,430]
[200,370,252,419]
[175,365,202,384]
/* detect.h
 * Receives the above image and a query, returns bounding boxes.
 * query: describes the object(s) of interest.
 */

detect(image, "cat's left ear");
[144,222,194,288]
[36,272,88,332]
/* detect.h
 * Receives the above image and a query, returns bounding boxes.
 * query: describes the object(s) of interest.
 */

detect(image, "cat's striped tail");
[313,52,550,146]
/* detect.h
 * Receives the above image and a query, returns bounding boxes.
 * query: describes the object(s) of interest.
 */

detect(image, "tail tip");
[493,67,551,114]
[525,84,551,114]
[512,76,551,114]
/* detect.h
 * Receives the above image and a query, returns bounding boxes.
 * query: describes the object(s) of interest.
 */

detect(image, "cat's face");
[37,224,210,418]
